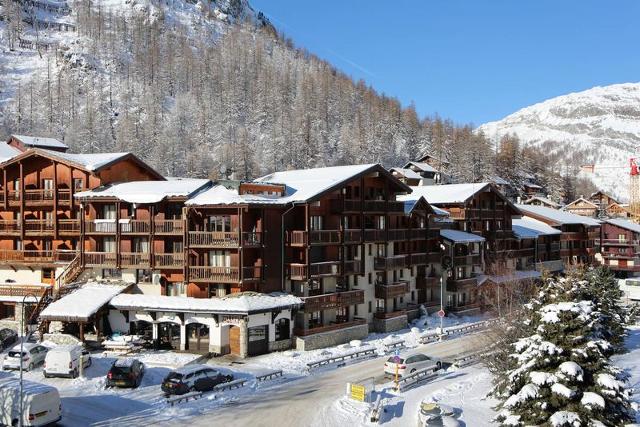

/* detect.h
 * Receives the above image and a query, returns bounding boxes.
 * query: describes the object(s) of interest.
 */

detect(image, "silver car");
[2,343,49,371]
[384,353,442,377]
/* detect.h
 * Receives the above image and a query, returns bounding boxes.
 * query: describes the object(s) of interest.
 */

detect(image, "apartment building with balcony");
[75,178,213,291]
[407,183,522,275]
[512,216,563,273]
[516,204,601,266]
[597,218,640,277]
[0,145,163,286]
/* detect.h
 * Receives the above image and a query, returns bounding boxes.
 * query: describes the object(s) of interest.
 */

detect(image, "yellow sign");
[351,384,366,402]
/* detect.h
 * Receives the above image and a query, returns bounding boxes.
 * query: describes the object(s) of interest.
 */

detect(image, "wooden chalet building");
[563,197,600,218]
[597,218,640,277]
[523,195,561,209]
[516,204,601,266]
[512,216,563,273]
[0,147,163,287]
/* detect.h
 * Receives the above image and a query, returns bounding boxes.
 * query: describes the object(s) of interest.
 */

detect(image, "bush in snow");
[493,274,635,426]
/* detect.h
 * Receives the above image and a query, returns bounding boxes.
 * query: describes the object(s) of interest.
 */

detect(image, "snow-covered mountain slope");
[479,83,640,200]
[0,0,267,120]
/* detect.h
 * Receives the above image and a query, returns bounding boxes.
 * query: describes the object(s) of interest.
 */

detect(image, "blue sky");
[250,0,640,125]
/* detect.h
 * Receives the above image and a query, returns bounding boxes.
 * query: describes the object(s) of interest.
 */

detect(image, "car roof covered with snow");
[8,342,41,352]
[113,358,138,368]
[516,204,601,227]
[171,364,216,376]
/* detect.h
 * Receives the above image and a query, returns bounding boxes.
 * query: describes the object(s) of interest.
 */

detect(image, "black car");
[161,365,233,396]
[0,328,17,351]
[106,358,145,388]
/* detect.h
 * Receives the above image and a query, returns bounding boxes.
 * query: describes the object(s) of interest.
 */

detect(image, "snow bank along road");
[176,331,490,427]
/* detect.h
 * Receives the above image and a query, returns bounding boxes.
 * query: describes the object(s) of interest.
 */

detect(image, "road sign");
[438,309,446,318]
[350,383,366,402]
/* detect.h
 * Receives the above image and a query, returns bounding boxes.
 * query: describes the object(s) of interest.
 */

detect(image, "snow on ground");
[612,323,640,423]
[316,365,497,427]
[239,312,489,376]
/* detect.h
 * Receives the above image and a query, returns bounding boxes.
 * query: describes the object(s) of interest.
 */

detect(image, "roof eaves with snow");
[75,179,212,204]
[563,197,598,209]
[11,134,68,149]
[40,282,131,322]
[406,183,521,215]
[516,204,601,227]
[605,218,640,234]
[512,217,562,238]
[402,161,437,173]
[440,229,485,243]
[523,196,561,208]
[476,270,542,285]
[390,167,423,180]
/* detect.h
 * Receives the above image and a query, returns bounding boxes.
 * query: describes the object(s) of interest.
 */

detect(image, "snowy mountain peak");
[478,83,640,200]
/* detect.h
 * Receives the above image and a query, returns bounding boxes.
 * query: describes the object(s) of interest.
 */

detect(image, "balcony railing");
[7,189,71,205]
[343,229,362,244]
[120,252,151,268]
[188,231,238,248]
[24,220,55,235]
[453,254,482,266]
[242,265,263,281]
[375,281,409,299]
[374,255,408,270]
[0,249,77,264]
[560,232,587,241]
[409,252,428,265]
[85,220,117,234]
[59,219,80,235]
[189,266,239,283]
[364,229,386,242]
[242,232,262,247]
[287,230,341,246]
[84,251,117,267]
[0,284,51,298]
[289,262,341,280]
[343,259,362,275]
[600,238,639,246]
[120,220,151,234]
[294,318,366,336]
[302,290,365,312]
[154,252,185,268]
[374,309,407,320]
[446,277,477,292]
[0,220,21,234]
[388,229,409,241]
[154,220,184,235]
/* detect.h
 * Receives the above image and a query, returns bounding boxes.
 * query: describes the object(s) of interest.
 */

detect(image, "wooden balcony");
[242,232,262,247]
[363,200,405,213]
[189,266,239,283]
[188,231,238,248]
[154,253,185,269]
[242,265,263,282]
[560,232,586,241]
[302,290,365,312]
[374,309,407,320]
[416,276,440,288]
[85,220,117,234]
[409,252,428,265]
[288,262,341,280]
[154,220,184,235]
[375,281,409,299]
[120,220,151,234]
[343,229,362,244]
[374,255,408,270]
[410,229,428,240]
[0,249,77,264]
[330,199,362,213]
[287,230,341,246]
[453,254,482,266]
[428,252,442,263]
[7,189,71,206]
[343,259,362,275]
[600,238,639,246]
[0,284,51,298]
[364,229,386,242]
[294,318,366,336]
[388,229,409,241]
[59,219,80,235]
[84,251,117,267]
[24,220,54,236]
[0,220,21,235]
[446,277,477,292]
[120,252,151,268]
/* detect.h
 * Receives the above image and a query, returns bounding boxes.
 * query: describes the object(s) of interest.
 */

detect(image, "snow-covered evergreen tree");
[494,275,635,426]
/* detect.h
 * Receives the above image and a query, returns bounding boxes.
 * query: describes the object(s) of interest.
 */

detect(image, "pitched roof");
[40,282,129,322]
[415,152,450,165]
[407,183,492,204]
[0,143,21,163]
[75,178,211,204]
[605,218,640,234]
[390,167,423,180]
[399,196,437,216]
[512,217,562,238]
[403,161,437,173]
[523,196,561,209]
[488,175,510,186]
[188,164,410,206]
[397,194,447,216]
[11,134,68,150]
[516,204,601,227]
[440,229,485,243]
[590,190,620,204]
[563,197,598,209]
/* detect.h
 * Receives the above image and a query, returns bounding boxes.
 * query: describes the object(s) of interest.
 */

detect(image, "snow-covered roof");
[390,167,422,180]
[606,218,640,234]
[440,229,485,243]
[512,217,562,239]
[407,183,491,205]
[188,164,407,206]
[41,150,133,172]
[563,197,598,209]
[489,175,510,186]
[0,143,21,163]
[40,282,130,321]
[12,134,68,149]
[110,292,303,315]
[397,193,449,216]
[516,204,601,227]
[404,161,437,173]
[476,270,542,285]
[523,196,561,208]
[75,179,211,204]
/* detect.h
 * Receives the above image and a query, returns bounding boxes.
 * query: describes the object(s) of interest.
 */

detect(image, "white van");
[43,345,91,378]
[0,373,62,426]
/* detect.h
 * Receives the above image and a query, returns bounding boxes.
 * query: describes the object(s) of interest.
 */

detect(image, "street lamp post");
[19,293,38,427]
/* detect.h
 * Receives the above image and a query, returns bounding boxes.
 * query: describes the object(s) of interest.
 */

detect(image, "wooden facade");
[599,221,640,276]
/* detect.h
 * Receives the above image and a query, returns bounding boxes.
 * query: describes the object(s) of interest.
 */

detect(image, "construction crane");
[580,154,640,220]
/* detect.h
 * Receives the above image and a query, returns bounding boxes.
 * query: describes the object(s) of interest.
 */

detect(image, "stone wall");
[373,314,408,333]
[407,308,421,322]
[295,324,368,351]
[268,338,293,353]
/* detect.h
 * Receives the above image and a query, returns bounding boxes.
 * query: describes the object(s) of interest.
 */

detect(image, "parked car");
[106,358,145,388]
[43,345,91,378]
[418,402,459,427]
[0,372,62,426]
[161,365,233,395]
[0,328,17,351]
[384,353,441,377]
[2,343,49,371]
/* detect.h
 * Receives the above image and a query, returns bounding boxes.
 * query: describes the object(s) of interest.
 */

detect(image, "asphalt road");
[178,332,490,427]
